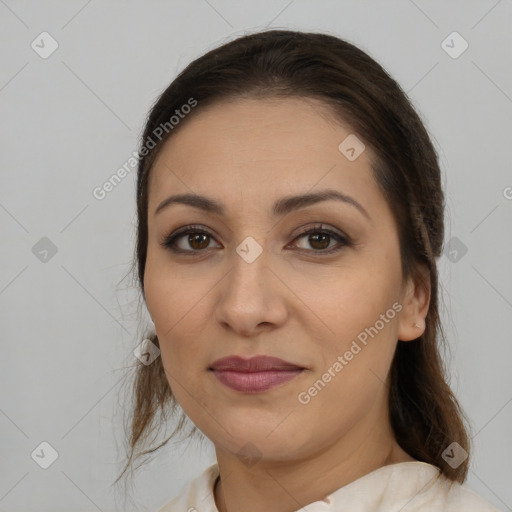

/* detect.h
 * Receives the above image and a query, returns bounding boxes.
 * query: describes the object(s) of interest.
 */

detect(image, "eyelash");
[159,223,351,257]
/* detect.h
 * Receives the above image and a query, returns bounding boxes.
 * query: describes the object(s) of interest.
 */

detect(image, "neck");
[213,400,414,512]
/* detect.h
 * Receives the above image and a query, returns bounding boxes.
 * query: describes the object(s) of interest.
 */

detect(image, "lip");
[209,355,306,393]
[210,355,304,372]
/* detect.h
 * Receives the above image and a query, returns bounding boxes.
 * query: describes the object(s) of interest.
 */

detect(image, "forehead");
[148,97,383,219]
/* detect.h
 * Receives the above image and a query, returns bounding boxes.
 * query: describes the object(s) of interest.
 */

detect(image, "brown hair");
[116,29,471,487]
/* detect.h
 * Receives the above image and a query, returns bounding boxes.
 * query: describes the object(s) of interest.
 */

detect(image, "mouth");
[208,355,306,393]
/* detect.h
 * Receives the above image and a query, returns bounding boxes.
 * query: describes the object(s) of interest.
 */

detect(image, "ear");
[397,264,431,342]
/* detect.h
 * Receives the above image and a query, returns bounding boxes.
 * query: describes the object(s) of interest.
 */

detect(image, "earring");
[414,322,421,328]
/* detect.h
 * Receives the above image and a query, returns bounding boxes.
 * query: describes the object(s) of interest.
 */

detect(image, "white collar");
[160,460,444,511]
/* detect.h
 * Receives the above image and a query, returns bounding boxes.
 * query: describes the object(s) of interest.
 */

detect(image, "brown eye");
[306,232,331,250]
[161,225,220,254]
[187,233,210,250]
[292,226,349,254]
[161,223,350,257]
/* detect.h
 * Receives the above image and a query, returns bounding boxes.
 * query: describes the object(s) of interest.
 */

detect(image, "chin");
[212,423,312,462]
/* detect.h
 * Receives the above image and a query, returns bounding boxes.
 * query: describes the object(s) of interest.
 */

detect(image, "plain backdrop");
[1,1,511,511]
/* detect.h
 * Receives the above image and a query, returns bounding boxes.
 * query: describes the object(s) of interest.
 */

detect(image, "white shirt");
[157,461,500,511]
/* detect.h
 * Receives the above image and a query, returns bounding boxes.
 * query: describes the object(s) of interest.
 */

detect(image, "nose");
[214,244,289,338]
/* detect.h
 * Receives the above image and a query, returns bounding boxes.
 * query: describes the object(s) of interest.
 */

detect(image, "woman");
[117,29,499,511]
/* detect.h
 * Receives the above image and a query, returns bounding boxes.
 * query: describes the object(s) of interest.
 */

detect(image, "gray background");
[1,0,511,511]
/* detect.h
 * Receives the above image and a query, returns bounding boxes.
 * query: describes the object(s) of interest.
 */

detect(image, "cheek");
[144,252,202,336]
[293,320,399,450]
[291,260,401,407]
[284,257,399,346]
[143,262,214,384]
[307,277,399,376]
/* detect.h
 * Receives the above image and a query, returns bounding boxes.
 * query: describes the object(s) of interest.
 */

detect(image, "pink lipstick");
[209,355,305,393]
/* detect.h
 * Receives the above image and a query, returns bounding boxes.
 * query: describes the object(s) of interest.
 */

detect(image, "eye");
[160,223,351,256]
[288,224,350,254]
[160,224,220,255]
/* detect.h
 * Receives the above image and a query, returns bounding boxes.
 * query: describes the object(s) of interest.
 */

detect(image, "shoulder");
[422,473,501,511]
[363,462,501,512]
[156,463,219,512]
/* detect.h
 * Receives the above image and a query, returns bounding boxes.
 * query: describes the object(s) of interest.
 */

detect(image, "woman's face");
[144,97,421,462]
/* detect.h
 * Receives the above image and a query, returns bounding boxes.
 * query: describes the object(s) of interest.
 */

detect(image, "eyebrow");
[154,189,370,221]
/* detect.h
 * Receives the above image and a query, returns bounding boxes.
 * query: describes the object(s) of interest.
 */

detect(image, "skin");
[143,97,430,512]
